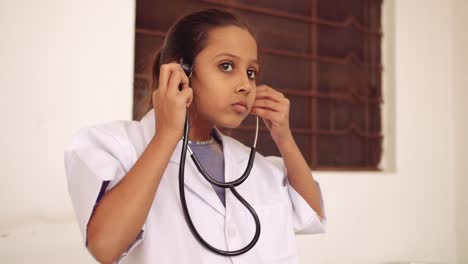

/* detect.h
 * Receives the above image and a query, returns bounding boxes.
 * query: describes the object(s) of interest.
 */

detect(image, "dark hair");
[136,8,258,120]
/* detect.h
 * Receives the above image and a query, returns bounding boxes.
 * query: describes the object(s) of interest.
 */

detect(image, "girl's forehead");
[202,26,257,60]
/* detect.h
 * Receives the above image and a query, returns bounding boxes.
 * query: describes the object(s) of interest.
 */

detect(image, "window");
[134,0,383,170]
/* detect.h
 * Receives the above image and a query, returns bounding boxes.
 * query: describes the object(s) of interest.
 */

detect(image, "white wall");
[0,0,465,263]
[453,0,468,263]
[0,0,135,263]
[299,1,460,263]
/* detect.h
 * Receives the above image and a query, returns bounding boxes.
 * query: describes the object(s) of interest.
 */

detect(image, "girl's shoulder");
[66,120,144,151]
[67,109,154,152]
[65,119,150,170]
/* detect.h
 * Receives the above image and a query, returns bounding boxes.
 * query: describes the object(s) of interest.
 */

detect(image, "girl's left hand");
[250,85,293,146]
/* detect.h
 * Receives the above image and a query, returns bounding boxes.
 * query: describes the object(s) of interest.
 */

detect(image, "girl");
[65,8,326,264]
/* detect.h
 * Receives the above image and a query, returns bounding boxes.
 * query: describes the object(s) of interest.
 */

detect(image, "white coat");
[64,109,326,264]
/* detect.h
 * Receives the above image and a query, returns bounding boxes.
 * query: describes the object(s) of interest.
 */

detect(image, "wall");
[453,0,468,263]
[300,0,459,263]
[0,0,135,263]
[0,0,464,263]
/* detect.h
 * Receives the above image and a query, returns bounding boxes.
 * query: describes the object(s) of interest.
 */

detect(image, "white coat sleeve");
[265,156,327,235]
[64,126,145,262]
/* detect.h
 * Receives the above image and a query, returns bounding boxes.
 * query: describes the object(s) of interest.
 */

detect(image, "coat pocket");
[255,202,298,263]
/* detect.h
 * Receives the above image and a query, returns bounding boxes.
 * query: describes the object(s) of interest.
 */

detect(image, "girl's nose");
[235,75,252,94]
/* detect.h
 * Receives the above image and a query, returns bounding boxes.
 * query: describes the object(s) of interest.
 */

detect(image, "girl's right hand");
[152,62,193,143]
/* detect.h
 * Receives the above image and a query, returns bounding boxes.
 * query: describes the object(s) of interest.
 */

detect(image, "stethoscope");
[178,58,261,256]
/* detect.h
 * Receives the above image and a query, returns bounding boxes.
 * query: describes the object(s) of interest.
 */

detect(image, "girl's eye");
[219,62,233,72]
[247,69,257,80]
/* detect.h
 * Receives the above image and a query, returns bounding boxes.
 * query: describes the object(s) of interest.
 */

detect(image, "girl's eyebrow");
[214,52,258,66]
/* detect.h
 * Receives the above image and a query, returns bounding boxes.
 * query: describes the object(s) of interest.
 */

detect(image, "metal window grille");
[134,0,383,170]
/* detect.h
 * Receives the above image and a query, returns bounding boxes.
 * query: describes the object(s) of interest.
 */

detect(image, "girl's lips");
[232,103,247,113]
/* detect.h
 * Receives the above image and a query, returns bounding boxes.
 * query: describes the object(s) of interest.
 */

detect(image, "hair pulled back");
[136,8,256,120]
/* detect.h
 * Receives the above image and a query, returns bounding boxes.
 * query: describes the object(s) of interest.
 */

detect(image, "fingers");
[255,85,284,103]
[253,85,290,112]
[158,63,190,95]
[251,85,290,124]
[179,86,194,107]
[154,62,193,111]
[167,70,183,94]
[252,99,281,112]
[251,107,283,123]
[158,63,177,93]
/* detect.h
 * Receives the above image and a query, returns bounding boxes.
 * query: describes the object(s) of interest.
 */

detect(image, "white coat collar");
[139,109,252,216]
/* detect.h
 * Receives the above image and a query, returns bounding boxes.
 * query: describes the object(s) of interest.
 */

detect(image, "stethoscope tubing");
[178,113,261,256]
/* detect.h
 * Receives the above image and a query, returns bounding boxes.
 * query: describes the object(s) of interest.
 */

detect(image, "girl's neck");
[188,125,213,141]
[188,110,214,142]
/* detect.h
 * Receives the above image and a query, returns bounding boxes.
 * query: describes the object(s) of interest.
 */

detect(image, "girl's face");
[189,25,258,129]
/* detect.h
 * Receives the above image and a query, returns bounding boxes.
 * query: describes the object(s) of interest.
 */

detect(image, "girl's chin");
[216,118,245,129]
[217,122,241,129]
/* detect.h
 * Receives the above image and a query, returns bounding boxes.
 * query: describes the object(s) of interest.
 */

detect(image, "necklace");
[187,137,215,145]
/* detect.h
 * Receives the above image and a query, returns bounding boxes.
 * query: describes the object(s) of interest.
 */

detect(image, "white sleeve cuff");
[287,179,327,234]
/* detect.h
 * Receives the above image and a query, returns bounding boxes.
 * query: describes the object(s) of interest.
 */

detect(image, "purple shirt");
[188,135,225,206]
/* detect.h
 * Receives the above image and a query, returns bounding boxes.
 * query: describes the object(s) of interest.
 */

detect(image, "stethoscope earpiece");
[180,58,193,78]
